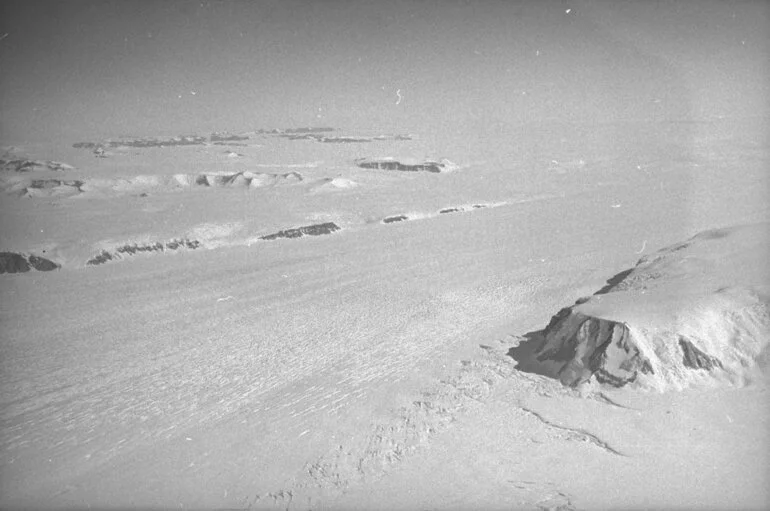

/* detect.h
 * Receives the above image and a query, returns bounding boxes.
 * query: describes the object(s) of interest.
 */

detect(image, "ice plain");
[1,117,768,510]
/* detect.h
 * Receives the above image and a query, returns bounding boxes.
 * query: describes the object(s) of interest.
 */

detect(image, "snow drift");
[534,223,770,391]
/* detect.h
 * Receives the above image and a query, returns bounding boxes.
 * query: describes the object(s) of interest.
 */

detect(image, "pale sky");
[0,0,767,142]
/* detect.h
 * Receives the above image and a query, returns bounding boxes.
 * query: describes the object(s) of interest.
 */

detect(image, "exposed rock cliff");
[533,223,770,390]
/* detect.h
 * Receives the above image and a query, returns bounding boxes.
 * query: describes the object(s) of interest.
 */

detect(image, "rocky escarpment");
[0,252,60,273]
[531,223,770,390]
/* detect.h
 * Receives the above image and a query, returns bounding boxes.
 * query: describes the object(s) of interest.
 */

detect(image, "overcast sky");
[0,0,767,142]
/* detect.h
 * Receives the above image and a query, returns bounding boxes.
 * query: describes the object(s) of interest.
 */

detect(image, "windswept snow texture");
[534,223,770,391]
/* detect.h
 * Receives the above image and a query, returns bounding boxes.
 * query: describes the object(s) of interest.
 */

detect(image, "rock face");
[260,222,340,241]
[0,252,60,273]
[536,309,656,388]
[533,223,770,390]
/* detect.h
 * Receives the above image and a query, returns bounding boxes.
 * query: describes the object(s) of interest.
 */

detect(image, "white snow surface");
[1,118,769,510]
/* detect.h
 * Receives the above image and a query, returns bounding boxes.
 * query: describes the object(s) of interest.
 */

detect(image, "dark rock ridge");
[73,136,207,150]
[0,252,60,274]
[374,134,413,141]
[29,179,84,190]
[278,133,411,143]
[260,222,340,241]
[210,132,249,142]
[529,223,770,390]
[86,239,202,266]
[381,204,494,225]
[319,136,372,143]
[72,128,409,149]
[278,133,372,143]
[257,127,336,135]
[280,133,328,141]
[383,215,408,224]
[282,127,336,134]
[355,158,456,173]
[1,159,75,172]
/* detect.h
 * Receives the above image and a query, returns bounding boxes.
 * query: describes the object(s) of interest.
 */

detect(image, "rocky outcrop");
[319,136,372,143]
[383,215,408,224]
[280,133,327,141]
[29,179,83,190]
[0,252,60,273]
[5,171,305,198]
[257,127,336,135]
[355,158,458,173]
[374,134,413,141]
[260,222,340,241]
[283,127,336,134]
[531,223,770,390]
[279,134,372,143]
[210,132,249,142]
[1,159,75,172]
[191,171,302,188]
[536,311,655,387]
[86,239,202,266]
[269,131,409,143]
[73,136,206,149]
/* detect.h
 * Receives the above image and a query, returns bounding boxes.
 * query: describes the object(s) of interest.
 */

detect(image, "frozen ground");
[0,117,768,510]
